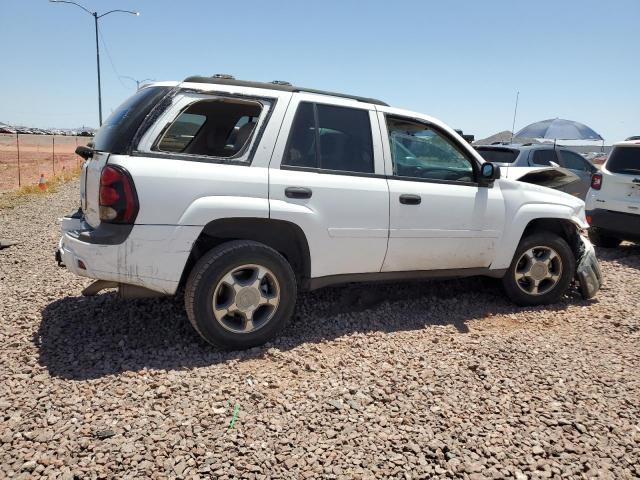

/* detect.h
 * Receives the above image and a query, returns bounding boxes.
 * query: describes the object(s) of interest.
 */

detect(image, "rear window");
[92,86,170,154]
[607,147,640,175]
[475,147,519,164]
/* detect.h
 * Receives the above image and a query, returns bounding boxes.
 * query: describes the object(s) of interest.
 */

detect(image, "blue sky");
[1,0,638,142]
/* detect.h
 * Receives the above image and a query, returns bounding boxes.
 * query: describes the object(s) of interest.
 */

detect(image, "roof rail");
[182,75,389,106]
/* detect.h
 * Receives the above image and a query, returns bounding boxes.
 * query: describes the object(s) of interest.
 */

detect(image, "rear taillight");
[99,165,139,223]
[590,172,603,190]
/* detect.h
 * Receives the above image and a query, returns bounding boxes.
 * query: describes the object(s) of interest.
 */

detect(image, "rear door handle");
[285,187,312,199]
[399,194,421,205]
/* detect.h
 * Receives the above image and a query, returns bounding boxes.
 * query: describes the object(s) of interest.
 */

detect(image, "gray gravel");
[1,180,639,479]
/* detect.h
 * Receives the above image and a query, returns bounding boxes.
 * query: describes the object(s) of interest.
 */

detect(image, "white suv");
[57,76,601,348]
[585,141,640,247]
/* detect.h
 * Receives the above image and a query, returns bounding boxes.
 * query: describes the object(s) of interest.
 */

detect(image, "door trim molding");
[306,267,506,290]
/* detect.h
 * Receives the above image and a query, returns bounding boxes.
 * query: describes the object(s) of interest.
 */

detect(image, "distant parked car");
[78,130,94,137]
[0,126,15,134]
[585,140,640,246]
[625,136,640,141]
[475,143,597,199]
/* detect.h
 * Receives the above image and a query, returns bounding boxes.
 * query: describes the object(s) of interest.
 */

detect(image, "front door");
[379,113,504,272]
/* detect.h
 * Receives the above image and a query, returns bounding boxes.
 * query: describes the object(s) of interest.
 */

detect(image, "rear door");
[268,95,389,279]
[600,145,640,213]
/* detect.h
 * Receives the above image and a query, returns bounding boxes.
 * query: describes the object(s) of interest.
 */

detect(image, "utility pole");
[50,1,139,127]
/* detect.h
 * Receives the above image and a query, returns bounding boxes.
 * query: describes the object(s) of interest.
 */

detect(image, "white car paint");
[59,80,590,295]
[585,140,640,214]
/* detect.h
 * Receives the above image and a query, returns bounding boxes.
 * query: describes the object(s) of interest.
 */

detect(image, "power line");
[98,28,129,90]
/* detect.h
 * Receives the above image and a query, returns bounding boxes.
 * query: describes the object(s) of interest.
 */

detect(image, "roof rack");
[182,75,389,106]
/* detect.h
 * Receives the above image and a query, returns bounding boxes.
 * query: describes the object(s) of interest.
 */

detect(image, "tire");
[502,232,575,306]
[185,240,297,349]
[588,228,622,248]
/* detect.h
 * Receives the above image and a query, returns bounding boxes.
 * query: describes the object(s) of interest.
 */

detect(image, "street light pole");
[120,76,156,90]
[49,1,139,127]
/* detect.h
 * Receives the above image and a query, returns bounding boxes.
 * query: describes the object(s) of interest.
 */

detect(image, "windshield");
[607,147,640,175]
[475,147,519,164]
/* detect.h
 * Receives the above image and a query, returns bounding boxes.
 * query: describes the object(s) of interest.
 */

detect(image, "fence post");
[52,136,56,176]
[16,133,21,188]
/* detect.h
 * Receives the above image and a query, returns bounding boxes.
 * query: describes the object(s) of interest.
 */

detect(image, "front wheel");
[502,232,575,306]
[185,240,297,349]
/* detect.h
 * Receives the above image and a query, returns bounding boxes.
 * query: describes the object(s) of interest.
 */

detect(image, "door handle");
[285,187,312,199]
[399,194,421,205]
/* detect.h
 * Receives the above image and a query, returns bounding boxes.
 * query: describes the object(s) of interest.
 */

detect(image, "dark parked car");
[474,143,597,199]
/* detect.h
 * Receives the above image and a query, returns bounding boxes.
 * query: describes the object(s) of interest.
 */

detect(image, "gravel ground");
[1,180,639,479]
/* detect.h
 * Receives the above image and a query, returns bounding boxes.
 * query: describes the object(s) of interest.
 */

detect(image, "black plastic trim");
[587,208,640,241]
[306,267,507,290]
[66,223,134,246]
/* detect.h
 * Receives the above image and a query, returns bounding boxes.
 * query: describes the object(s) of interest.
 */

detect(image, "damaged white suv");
[57,75,602,348]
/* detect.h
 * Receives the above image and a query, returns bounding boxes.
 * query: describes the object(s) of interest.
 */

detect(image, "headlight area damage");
[574,234,602,299]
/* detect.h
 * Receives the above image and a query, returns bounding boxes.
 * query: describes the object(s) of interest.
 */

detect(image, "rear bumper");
[586,208,640,241]
[56,212,201,295]
[576,236,602,299]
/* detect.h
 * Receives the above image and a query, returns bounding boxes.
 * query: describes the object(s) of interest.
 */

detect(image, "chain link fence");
[0,134,91,192]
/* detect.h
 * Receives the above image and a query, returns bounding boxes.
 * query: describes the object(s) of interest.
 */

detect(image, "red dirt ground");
[0,134,90,191]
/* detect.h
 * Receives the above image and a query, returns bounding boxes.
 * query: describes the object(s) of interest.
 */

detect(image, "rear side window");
[154,98,263,159]
[475,147,519,164]
[157,113,206,152]
[607,147,640,175]
[93,86,170,154]
[531,149,558,166]
[283,102,374,174]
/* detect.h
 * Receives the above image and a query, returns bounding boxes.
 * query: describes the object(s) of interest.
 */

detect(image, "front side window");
[560,150,592,172]
[282,102,374,174]
[154,98,265,159]
[531,149,558,166]
[387,117,474,182]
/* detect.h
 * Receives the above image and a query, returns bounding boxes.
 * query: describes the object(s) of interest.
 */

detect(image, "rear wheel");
[502,232,575,306]
[185,240,297,349]
[588,228,622,248]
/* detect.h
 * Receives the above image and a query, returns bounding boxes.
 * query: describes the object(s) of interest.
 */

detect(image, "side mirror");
[479,162,500,187]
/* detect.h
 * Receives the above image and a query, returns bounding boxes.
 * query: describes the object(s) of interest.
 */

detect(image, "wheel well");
[521,218,583,258]
[178,218,311,289]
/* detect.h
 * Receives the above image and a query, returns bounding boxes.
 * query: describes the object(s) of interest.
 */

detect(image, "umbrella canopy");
[515,118,603,141]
